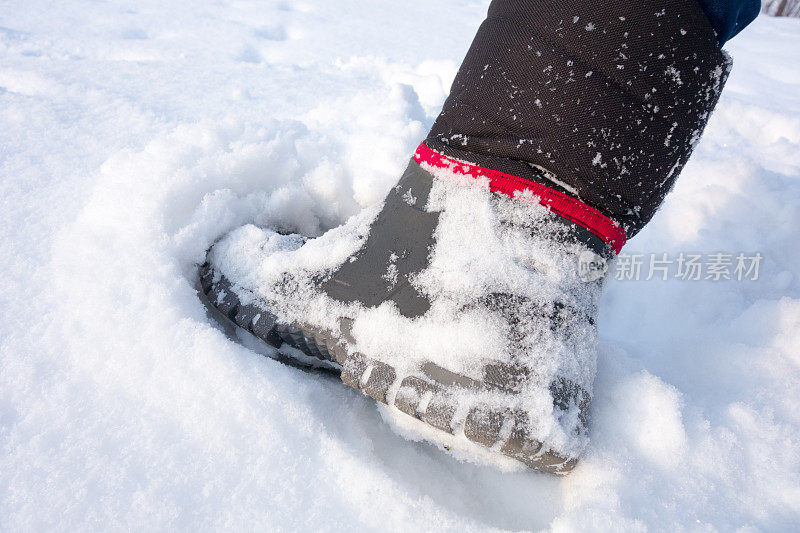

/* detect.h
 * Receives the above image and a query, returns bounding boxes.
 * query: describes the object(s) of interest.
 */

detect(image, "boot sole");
[198,262,577,474]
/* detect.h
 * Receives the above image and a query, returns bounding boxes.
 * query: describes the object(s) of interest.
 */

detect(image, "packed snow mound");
[1,0,799,530]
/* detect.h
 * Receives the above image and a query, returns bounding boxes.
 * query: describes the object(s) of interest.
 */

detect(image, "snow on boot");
[199,0,730,472]
[199,143,621,473]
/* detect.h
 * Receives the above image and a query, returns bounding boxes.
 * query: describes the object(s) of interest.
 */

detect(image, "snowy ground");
[2,1,799,530]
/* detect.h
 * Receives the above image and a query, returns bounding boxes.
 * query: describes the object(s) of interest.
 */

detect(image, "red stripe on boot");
[413,142,627,254]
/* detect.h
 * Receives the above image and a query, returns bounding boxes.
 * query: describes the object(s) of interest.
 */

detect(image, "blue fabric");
[695,0,761,44]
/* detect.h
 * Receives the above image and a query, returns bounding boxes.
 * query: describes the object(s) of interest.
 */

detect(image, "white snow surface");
[1,1,799,530]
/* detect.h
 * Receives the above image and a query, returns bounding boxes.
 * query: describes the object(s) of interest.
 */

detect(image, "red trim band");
[413,142,627,254]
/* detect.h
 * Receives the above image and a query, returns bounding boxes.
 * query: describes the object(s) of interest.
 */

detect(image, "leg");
[426,0,732,240]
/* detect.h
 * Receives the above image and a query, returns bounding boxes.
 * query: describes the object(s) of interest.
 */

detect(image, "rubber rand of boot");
[212,280,240,319]
[202,262,280,347]
[420,395,457,435]
[233,303,261,332]
[393,375,456,430]
[340,354,368,391]
[273,323,345,363]
[484,363,591,433]
[462,405,577,473]
[501,414,576,474]
[202,263,577,470]
[199,262,215,293]
[250,311,281,348]
[394,376,437,419]
[359,361,397,403]
[463,405,507,448]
